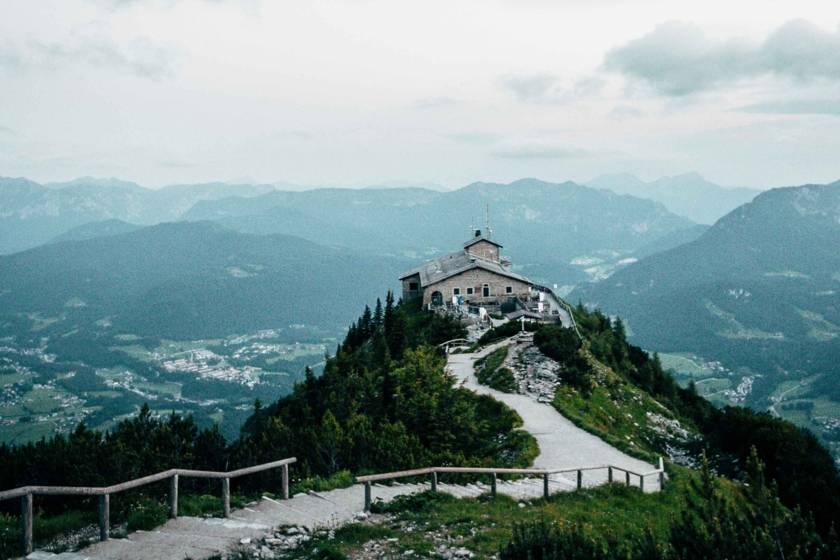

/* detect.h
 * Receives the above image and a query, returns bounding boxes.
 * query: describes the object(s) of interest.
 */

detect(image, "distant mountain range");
[0,221,403,339]
[587,172,760,225]
[184,178,701,285]
[0,177,274,254]
[572,180,840,405]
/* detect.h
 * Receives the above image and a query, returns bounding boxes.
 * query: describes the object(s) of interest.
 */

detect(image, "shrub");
[125,498,168,532]
[475,347,518,393]
[371,490,457,514]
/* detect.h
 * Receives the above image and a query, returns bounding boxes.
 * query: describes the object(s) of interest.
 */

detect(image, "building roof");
[399,249,531,288]
[463,235,503,249]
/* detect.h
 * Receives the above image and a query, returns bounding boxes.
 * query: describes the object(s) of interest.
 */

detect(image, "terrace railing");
[356,457,666,511]
[0,457,297,555]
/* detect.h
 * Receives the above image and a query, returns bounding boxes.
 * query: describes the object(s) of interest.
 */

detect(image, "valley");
[0,322,334,445]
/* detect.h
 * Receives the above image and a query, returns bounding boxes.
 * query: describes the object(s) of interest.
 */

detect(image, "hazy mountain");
[0,221,404,339]
[633,223,710,259]
[587,172,761,225]
[49,219,143,243]
[185,178,699,285]
[0,177,275,254]
[572,180,840,404]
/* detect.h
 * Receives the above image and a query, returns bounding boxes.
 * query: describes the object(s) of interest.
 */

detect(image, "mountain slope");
[0,221,405,338]
[0,177,275,253]
[572,181,840,412]
[185,178,698,284]
[49,219,143,243]
[588,172,760,224]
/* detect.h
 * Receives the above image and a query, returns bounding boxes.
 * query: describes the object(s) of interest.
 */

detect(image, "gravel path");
[447,337,658,489]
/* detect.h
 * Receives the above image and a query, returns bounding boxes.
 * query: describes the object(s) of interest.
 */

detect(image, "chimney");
[474,229,482,237]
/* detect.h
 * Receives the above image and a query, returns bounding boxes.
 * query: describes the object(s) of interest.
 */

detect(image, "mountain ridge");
[587,172,761,224]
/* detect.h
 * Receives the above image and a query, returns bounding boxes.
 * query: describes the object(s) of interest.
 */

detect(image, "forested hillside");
[0,221,403,339]
[573,181,840,456]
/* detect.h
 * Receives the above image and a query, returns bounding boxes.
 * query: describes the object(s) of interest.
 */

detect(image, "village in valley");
[0,325,332,445]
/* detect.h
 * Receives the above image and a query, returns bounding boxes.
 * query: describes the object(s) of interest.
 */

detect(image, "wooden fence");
[356,457,666,511]
[0,457,297,555]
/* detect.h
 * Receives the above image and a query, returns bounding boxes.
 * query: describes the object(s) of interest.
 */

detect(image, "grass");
[474,347,517,393]
[0,509,97,559]
[0,372,29,387]
[549,350,687,463]
[290,470,355,495]
[291,467,712,559]
[0,492,256,558]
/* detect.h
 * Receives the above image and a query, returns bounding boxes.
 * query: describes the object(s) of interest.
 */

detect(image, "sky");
[1,0,839,189]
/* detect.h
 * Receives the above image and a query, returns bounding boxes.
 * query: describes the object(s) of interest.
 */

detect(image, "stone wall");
[423,269,531,305]
[465,240,500,262]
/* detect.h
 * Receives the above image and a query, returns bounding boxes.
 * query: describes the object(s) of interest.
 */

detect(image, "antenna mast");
[485,204,492,239]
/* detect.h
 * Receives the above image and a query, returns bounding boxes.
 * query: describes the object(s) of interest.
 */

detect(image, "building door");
[431,291,443,306]
[482,284,490,297]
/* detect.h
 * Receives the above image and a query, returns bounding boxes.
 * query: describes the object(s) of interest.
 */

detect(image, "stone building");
[399,230,534,307]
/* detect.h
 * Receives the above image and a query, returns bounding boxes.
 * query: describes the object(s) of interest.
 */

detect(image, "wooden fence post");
[169,474,179,518]
[431,471,438,493]
[658,457,665,489]
[543,473,549,499]
[576,470,582,490]
[640,475,645,492]
[21,493,33,555]
[98,494,110,542]
[364,482,372,512]
[490,473,497,497]
[222,478,231,518]
[625,471,630,486]
[282,464,290,500]
[608,467,613,483]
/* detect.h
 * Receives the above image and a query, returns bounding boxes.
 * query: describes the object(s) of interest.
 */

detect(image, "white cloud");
[491,140,593,160]
[738,98,840,116]
[605,19,840,96]
[501,74,605,104]
[0,33,176,79]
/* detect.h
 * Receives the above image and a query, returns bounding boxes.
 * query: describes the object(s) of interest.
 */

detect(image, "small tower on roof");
[463,229,503,263]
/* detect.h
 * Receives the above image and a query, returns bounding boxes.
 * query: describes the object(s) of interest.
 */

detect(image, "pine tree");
[360,305,373,339]
[373,298,383,329]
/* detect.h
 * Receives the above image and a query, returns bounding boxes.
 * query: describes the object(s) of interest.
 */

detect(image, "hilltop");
[2,298,839,559]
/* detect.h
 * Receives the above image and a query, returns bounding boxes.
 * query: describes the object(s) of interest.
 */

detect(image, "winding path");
[28,337,659,560]
[447,337,657,489]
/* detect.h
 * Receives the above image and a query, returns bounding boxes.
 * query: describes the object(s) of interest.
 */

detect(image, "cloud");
[0,34,176,80]
[738,98,840,116]
[608,104,644,120]
[501,74,604,104]
[412,96,459,110]
[443,132,498,145]
[0,125,15,136]
[605,19,840,96]
[491,140,593,159]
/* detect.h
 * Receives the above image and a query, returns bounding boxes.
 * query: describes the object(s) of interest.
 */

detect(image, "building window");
[409,282,418,291]
[482,284,490,297]
[453,287,461,296]
[466,287,474,295]
[506,286,513,294]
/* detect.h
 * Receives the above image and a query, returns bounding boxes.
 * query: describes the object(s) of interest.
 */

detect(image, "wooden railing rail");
[0,457,297,555]
[357,457,666,511]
